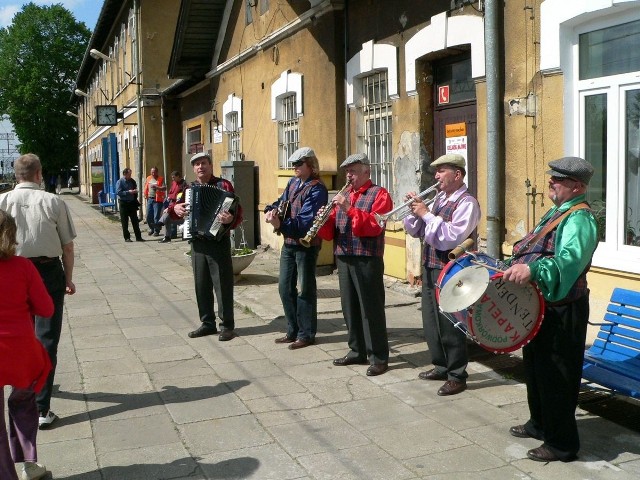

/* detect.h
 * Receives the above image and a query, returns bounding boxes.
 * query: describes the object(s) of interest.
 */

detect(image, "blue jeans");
[146,199,162,233]
[278,244,320,341]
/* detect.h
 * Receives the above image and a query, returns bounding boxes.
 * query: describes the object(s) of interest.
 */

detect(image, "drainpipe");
[160,95,168,179]
[344,0,350,161]
[134,0,144,219]
[484,0,505,259]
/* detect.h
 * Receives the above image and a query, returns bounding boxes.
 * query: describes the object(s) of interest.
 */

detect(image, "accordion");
[183,183,239,241]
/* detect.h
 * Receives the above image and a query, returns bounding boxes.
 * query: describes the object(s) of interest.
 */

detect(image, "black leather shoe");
[333,355,368,366]
[527,446,563,462]
[366,363,388,376]
[188,325,218,338]
[437,380,467,396]
[125,238,133,242]
[274,335,295,344]
[288,338,314,350]
[158,237,171,243]
[135,238,145,242]
[418,369,447,381]
[509,425,542,440]
[218,329,237,341]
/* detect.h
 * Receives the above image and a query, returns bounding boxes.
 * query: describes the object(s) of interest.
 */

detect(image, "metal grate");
[278,94,299,169]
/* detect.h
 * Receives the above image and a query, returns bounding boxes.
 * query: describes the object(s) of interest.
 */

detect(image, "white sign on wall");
[213,126,223,144]
[445,136,468,169]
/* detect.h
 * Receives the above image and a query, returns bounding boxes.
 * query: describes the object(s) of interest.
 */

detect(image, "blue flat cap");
[546,157,594,185]
[340,153,369,168]
[288,147,315,166]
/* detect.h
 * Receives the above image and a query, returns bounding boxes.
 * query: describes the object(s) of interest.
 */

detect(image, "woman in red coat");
[0,209,53,480]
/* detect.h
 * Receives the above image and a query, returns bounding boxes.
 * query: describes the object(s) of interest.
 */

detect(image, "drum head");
[439,265,490,313]
[468,273,545,354]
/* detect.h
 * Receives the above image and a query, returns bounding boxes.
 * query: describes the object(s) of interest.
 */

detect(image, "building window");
[278,95,299,168]
[227,112,240,162]
[357,71,392,193]
[577,16,640,273]
[186,125,203,154]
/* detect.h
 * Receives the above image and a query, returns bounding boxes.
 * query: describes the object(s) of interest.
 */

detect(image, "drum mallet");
[448,238,476,260]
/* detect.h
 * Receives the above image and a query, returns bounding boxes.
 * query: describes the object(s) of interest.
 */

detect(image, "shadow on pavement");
[53,380,250,426]
[57,456,260,480]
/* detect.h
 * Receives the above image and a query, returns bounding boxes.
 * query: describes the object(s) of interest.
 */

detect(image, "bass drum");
[467,273,545,354]
[436,252,498,312]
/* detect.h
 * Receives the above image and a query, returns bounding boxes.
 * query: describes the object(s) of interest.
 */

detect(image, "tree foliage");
[0,3,90,174]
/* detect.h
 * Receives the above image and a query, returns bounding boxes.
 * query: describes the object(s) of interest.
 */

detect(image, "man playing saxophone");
[317,153,393,376]
[265,147,328,350]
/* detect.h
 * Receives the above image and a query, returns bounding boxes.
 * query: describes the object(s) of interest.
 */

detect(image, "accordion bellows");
[183,184,238,241]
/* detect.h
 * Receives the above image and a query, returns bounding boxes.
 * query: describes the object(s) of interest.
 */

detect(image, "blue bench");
[582,288,640,399]
[98,190,117,214]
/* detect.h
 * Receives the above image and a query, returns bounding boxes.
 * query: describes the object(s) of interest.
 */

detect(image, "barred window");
[278,94,299,169]
[227,112,240,162]
[357,72,392,192]
[187,125,202,154]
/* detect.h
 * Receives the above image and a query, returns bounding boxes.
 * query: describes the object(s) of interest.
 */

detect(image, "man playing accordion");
[170,152,243,341]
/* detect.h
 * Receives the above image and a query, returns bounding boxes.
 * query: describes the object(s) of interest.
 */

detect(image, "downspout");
[160,95,168,180]
[344,0,350,160]
[484,0,505,258]
[134,0,144,218]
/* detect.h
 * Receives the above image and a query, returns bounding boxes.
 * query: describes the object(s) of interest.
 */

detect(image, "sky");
[0,0,101,30]
[0,1,101,169]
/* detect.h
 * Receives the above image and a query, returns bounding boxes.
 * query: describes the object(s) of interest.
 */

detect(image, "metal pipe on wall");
[484,0,506,259]
[134,0,144,219]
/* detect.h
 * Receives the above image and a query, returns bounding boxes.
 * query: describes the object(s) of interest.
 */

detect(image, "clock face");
[96,105,118,126]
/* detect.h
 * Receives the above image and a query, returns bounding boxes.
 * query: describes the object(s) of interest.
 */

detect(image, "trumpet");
[374,182,439,228]
[300,180,352,248]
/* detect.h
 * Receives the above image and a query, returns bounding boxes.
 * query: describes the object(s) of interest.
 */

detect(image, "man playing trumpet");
[317,153,393,376]
[265,147,328,350]
[403,154,480,395]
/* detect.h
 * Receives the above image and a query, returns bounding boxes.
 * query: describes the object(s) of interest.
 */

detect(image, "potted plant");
[230,225,256,274]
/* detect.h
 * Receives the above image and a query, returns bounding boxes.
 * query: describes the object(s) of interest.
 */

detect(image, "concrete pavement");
[24,193,640,479]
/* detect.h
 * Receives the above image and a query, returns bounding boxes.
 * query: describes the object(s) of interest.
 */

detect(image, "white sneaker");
[21,462,48,480]
[38,411,57,429]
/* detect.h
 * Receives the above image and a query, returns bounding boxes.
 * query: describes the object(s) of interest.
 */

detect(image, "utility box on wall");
[220,160,256,249]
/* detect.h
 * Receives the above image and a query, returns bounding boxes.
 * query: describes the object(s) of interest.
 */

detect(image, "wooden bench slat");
[582,288,640,398]
[582,363,640,398]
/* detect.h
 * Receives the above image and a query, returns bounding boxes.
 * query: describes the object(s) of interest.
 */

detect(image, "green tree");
[0,3,90,174]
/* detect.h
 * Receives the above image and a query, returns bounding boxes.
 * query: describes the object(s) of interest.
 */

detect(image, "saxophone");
[300,180,351,248]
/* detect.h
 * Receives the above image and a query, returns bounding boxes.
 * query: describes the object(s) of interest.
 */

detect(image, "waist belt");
[28,256,58,264]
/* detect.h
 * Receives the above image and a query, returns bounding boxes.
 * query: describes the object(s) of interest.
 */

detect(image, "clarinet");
[299,180,351,248]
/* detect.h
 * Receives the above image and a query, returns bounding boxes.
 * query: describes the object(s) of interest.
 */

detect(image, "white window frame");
[271,71,303,168]
[567,9,640,273]
[356,71,393,193]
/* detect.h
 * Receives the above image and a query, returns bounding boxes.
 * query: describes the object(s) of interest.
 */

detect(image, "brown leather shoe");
[418,369,447,381]
[333,355,368,366]
[288,338,314,350]
[274,335,295,344]
[218,329,237,341]
[437,380,467,396]
[366,363,388,376]
[527,446,562,462]
[509,425,542,440]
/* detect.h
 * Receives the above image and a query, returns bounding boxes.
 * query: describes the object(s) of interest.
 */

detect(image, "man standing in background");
[144,166,166,236]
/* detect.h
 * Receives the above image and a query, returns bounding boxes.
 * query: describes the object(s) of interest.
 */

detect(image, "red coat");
[0,256,53,391]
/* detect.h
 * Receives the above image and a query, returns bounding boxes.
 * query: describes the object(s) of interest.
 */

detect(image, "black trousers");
[421,266,468,381]
[191,236,234,330]
[336,255,389,365]
[523,294,589,459]
[33,259,66,414]
[119,200,142,240]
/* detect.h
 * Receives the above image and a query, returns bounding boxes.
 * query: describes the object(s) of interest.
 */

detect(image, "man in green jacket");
[502,156,598,463]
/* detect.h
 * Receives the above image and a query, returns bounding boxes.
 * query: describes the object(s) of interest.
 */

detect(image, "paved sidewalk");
[27,194,640,479]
